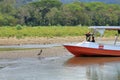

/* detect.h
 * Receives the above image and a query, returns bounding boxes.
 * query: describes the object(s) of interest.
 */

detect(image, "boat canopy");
[89,26,120,45]
[89,26,120,35]
[89,26,120,30]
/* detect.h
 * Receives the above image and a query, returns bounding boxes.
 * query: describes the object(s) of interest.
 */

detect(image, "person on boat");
[91,35,95,42]
[85,32,91,42]
[85,32,95,42]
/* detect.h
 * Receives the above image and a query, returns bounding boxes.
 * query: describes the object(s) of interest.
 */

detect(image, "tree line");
[0,0,120,26]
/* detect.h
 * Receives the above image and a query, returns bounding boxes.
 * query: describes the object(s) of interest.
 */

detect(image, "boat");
[64,26,120,57]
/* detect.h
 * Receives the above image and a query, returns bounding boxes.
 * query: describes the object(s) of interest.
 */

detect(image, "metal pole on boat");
[114,30,120,45]
[114,34,119,45]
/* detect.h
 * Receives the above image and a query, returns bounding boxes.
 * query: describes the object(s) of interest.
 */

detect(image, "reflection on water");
[65,57,120,80]
[0,56,120,80]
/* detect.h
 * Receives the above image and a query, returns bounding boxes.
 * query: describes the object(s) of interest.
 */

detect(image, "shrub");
[16,24,22,30]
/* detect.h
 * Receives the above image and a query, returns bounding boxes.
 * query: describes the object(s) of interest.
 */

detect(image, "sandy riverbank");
[0,46,72,59]
[0,36,83,59]
[0,36,85,45]
[0,36,115,45]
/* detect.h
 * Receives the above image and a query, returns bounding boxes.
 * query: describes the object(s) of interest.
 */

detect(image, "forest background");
[0,0,120,26]
[0,0,119,38]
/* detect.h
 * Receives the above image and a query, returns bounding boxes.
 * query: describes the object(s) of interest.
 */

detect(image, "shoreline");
[0,36,85,45]
[0,36,116,45]
[0,46,71,59]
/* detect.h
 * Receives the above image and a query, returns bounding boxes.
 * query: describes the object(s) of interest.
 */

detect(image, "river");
[0,56,120,80]
[0,41,120,80]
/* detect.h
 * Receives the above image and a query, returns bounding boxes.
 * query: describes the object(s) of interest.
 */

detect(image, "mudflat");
[0,36,115,45]
[0,36,84,45]
[0,47,71,59]
[0,37,82,58]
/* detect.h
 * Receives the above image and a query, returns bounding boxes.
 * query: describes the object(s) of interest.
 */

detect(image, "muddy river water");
[0,41,120,80]
[0,56,120,80]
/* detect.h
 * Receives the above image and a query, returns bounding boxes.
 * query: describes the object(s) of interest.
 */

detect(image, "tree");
[46,7,60,25]
[27,0,62,26]
[0,0,18,26]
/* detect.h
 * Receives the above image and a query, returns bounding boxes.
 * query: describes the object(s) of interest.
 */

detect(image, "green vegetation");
[0,26,117,38]
[0,26,89,38]
[0,0,119,38]
[0,0,120,26]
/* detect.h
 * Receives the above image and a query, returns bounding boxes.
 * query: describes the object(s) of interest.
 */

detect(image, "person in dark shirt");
[85,32,95,42]
[85,32,91,42]
[91,36,95,42]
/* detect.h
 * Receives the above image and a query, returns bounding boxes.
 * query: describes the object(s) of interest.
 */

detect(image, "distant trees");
[16,0,62,26]
[0,0,18,26]
[0,0,120,26]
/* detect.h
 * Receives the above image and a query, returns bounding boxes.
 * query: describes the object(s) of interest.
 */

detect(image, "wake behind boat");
[64,26,120,57]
